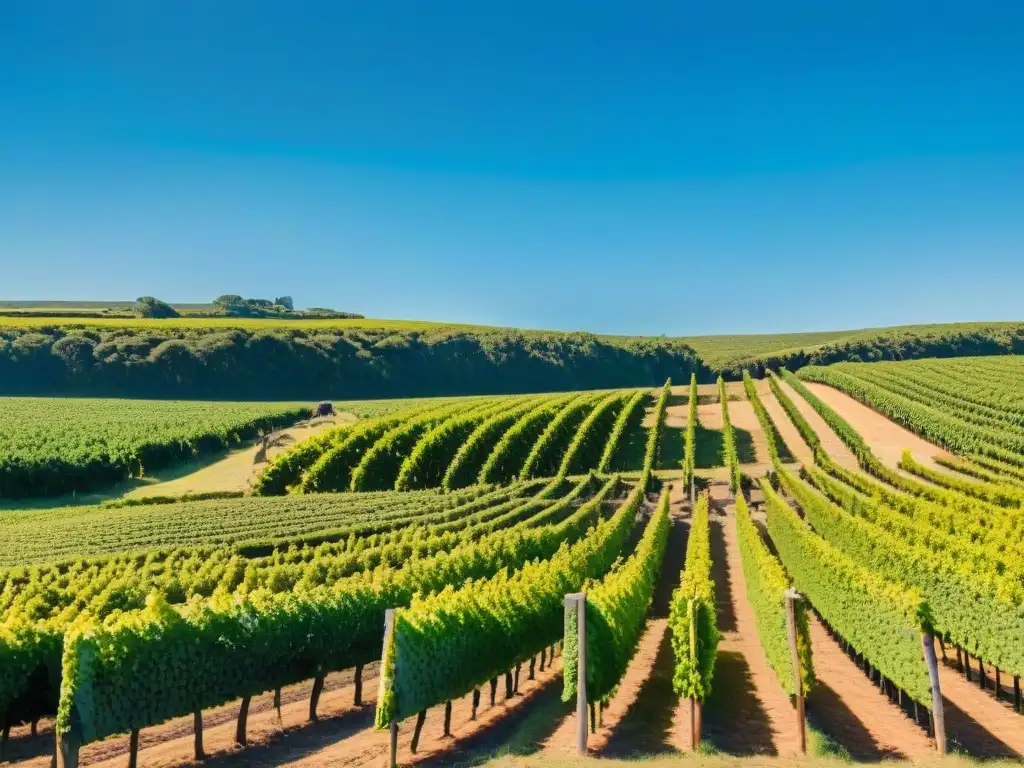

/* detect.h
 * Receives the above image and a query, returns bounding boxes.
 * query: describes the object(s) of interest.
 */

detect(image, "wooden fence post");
[382,608,399,768]
[784,589,807,755]
[564,593,587,756]
[922,634,947,755]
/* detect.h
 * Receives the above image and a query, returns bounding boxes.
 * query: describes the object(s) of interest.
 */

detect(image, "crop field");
[0,395,477,502]
[0,398,314,499]
[2,357,1024,768]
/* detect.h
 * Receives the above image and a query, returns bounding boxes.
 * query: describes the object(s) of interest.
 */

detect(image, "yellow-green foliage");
[683,373,698,484]
[761,478,932,704]
[718,377,741,492]
[792,465,1024,677]
[0,398,309,499]
[900,450,1024,507]
[668,493,718,701]
[598,390,648,473]
[734,493,813,695]
[563,489,670,703]
[53,477,626,744]
[560,391,631,476]
[520,393,604,479]
[643,379,672,475]
[742,371,784,466]
[377,475,647,724]
[798,356,1024,467]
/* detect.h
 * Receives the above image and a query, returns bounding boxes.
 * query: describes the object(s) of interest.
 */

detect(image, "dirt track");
[800,382,951,470]
[701,487,802,757]
[755,380,814,466]
[773,379,858,470]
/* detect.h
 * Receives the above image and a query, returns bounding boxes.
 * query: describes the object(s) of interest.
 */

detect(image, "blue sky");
[2,1,1023,336]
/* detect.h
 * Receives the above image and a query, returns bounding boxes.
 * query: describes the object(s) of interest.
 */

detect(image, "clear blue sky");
[2,1,1023,336]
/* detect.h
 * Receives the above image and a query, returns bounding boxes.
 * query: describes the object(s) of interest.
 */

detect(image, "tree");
[213,295,244,309]
[275,296,294,310]
[135,297,179,319]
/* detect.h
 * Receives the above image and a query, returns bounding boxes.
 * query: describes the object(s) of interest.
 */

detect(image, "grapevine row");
[668,493,718,702]
[563,489,670,705]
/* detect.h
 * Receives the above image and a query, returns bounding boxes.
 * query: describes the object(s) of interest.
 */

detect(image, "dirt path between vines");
[10,665,378,768]
[699,486,802,757]
[727,399,772,478]
[804,617,934,760]
[755,380,814,467]
[801,382,951,471]
[121,417,350,499]
[773,380,859,471]
[540,481,691,757]
[935,651,1024,758]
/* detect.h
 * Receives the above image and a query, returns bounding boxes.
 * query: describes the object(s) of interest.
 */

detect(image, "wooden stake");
[695,701,703,748]
[193,711,205,761]
[274,687,282,724]
[471,689,480,720]
[688,598,701,749]
[31,719,38,737]
[785,589,807,754]
[529,657,536,680]
[689,699,697,751]
[443,701,452,737]
[505,670,513,699]
[56,729,80,768]
[236,696,250,746]
[589,702,596,733]
[995,667,1001,701]
[1015,676,1021,713]
[922,634,947,755]
[489,677,498,706]
[309,675,325,721]
[354,664,364,706]
[514,663,521,694]
[539,647,546,672]
[410,710,426,753]
[382,608,399,768]
[565,592,588,756]
[128,729,139,768]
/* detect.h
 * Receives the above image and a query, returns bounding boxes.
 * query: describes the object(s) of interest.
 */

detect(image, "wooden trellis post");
[56,728,80,768]
[564,593,588,756]
[784,589,807,755]
[688,597,702,751]
[922,633,947,755]
[381,608,399,768]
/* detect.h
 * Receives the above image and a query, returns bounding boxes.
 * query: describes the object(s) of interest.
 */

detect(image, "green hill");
[1,311,1022,399]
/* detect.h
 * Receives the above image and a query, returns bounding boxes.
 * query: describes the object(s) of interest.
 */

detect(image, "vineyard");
[2,356,1024,768]
[0,398,313,499]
